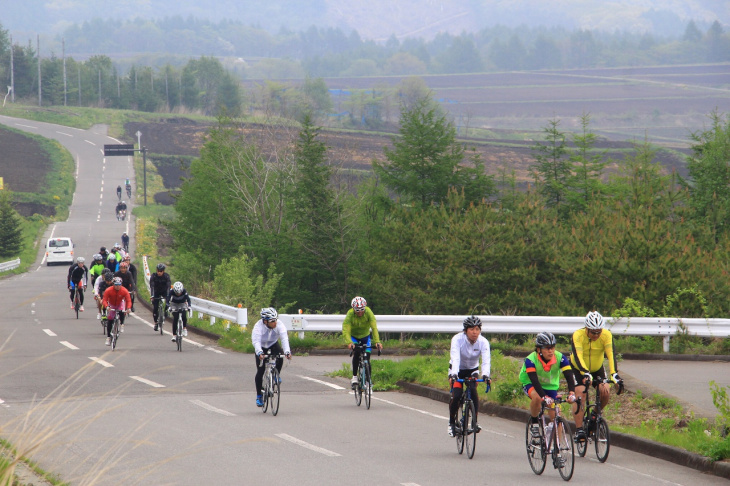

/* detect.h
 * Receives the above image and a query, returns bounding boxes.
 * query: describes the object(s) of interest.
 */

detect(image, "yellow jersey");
[570,328,617,375]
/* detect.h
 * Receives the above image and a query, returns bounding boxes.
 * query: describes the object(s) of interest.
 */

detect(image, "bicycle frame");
[349,343,380,410]
[453,377,485,459]
[155,298,165,334]
[576,377,612,462]
[530,396,575,480]
[259,351,285,416]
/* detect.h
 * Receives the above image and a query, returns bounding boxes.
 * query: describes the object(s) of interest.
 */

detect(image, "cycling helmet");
[584,311,605,330]
[260,307,278,321]
[93,253,102,261]
[100,246,106,252]
[463,315,482,330]
[119,262,129,270]
[122,201,126,204]
[108,254,116,261]
[535,332,557,348]
[351,296,367,311]
[112,277,123,285]
[104,272,114,282]
[122,255,131,262]
[122,232,127,236]
[76,256,85,263]
[173,281,184,294]
[156,263,166,271]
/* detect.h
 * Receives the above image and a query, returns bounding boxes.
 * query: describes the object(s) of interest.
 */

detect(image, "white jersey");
[449,332,491,378]
[251,319,291,356]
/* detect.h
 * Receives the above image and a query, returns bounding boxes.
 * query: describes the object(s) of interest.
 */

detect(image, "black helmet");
[535,332,557,348]
[156,263,166,271]
[463,315,482,330]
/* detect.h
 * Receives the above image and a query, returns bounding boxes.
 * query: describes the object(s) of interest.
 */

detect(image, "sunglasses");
[588,329,603,336]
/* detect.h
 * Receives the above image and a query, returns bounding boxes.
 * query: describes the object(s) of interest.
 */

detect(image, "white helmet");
[173,281,184,294]
[351,296,367,311]
[260,307,278,321]
[76,256,85,263]
[585,311,605,330]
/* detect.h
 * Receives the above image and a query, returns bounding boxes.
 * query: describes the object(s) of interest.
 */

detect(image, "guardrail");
[143,256,248,328]
[0,258,20,272]
[278,314,730,352]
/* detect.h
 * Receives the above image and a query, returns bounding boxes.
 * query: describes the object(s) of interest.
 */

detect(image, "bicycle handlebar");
[257,352,288,367]
[348,343,382,357]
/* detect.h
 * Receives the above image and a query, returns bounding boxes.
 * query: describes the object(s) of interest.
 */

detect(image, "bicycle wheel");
[364,361,372,410]
[526,418,546,475]
[595,417,610,463]
[74,290,80,319]
[455,402,465,455]
[262,370,270,414]
[111,318,119,350]
[354,361,363,407]
[176,317,182,352]
[576,411,588,457]
[555,419,575,481]
[465,400,477,459]
[271,368,281,416]
[157,303,164,334]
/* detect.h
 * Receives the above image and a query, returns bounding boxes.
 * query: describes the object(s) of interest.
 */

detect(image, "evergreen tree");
[0,190,22,259]
[531,118,571,215]
[566,113,608,213]
[373,96,494,209]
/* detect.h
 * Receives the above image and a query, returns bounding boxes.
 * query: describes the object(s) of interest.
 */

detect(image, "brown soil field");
[125,118,689,203]
[0,127,56,217]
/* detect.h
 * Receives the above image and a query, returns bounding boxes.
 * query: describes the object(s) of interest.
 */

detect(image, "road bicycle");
[126,184,132,198]
[71,283,83,319]
[575,377,621,463]
[349,342,381,410]
[155,298,165,335]
[452,377,488,459]
[100,306,107,334]
[171,306,189,352]
[525,396,575,481]
[108,308,125,351]
[259,350,285,416]
[116,209,126,221]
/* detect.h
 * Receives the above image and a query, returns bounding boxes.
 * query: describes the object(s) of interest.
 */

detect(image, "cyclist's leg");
[78,288,84,305]
[351,338,361,377]
[106,310,115,336]
[255,346,270,395]
[593,367,610,408]
[449,383,464,425]
[571,369,587,428]
[152,297,159,322]
[171,311,179,335]
[271,342,284,372]
[181,308,188,330]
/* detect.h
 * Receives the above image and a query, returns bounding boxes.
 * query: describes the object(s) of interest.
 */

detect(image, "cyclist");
[115,201,127,220]
[88,253,106,287]
[121,255,138,311]
[98,246,109,261]
[342,296,382,389]
[116,185,122,201]
[447,315,491,437]
[106,253,117,273]
[114,262,136,314]
[93,269,114,320]
[167,281,191,342]
[570,311,624,441]
[66,257,88,311]
[150,263,171,331]
[121,232,130,253]
[102,276,131,345]
[519,332,576,440]
[252,307,292,407]
[125,180,132,197]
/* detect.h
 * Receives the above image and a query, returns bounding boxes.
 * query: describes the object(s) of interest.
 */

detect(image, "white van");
[46,237,74,265]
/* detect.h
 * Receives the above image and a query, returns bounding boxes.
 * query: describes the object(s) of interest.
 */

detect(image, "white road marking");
[371,395,449,420]
[85,140,96,145]
[89,357,114,368]
[275,433,341,457]
[43,329,56,336]
[60,341,79,350]
[130,376,165,388]
[56,131,72,137]
[605,462,684,485]
[190,399,236,416]
[206,347,225,354]
[15,123,37,129]
[402,483,422,486]
[297,375,345,390]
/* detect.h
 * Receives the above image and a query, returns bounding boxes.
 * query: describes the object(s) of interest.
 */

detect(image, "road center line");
[56,131,72,137]
[275,433,341,457]
[130,376,165,388]
[89,357,114,368]
[371,395,449,420]
[297,375,345,390]
[190,399,236,416]
[60,341,79,350]
[43,329,56,336]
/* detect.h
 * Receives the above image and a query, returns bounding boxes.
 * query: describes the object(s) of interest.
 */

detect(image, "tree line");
[168,95,730,319]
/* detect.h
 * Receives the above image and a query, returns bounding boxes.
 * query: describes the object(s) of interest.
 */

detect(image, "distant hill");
[5,0,729,40]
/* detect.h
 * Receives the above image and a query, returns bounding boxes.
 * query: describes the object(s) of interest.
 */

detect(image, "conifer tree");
[0,190,22,259]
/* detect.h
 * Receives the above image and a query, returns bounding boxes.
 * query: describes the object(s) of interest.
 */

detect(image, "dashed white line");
[60,341,79,350]
[371,395,449,420]
[89,357,114,368]
[43,329,57,336]
[190,399,236,416]
[297,375,345,390]
[130,376,165,388]
[56,131,72,137]
[605,462,684,485]
[15,123,37,129]
[206,347,225,354]
[85,140,96,146]
[275,433,341,457]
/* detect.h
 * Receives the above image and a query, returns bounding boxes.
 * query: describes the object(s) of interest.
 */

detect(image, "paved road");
[0,115,727,485]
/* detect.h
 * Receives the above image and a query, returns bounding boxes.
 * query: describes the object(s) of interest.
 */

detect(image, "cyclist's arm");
[341,311,353,343]
[123,289,132,311]
[559,353,576,393]
[448,334,461,377]
[277,322,291,355]
[524,357,548,398]
[251,322,263,355]
[480,337,491,378]
[364,307,381,343]
[602,331,618,375]
[570,329,591,373]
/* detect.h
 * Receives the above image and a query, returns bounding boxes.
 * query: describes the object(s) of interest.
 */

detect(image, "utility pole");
[136,131,147,206]
[37,35,41,106]
[9,35,14,103]
[63,38,67,106]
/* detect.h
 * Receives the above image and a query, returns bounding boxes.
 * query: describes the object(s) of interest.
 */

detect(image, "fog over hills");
[4,0,728,40]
